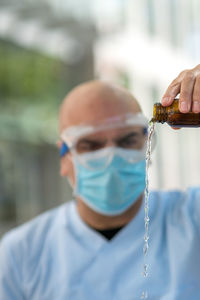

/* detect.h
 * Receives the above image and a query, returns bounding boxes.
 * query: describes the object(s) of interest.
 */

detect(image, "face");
[59,82,145,186]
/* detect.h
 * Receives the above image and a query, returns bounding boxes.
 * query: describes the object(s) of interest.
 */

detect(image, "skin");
[59,80,144,230]
[162,64,200,113]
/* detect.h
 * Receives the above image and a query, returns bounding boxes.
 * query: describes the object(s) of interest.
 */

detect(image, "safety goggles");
[60,113,148,154]
[60,113,150,168]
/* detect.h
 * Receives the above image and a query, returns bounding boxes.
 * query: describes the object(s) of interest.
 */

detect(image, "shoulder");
[0,201,73,257]
[149,189,184,212]
[0,201,75,297]
[150,187,200,206]
[150,187,200,224]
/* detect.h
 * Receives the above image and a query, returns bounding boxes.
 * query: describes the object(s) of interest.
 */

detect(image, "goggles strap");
[60,142,70,157]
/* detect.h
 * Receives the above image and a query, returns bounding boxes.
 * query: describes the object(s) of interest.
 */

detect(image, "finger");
[193,64,200,76]
[192,74,200,113]
[162,70,188,106]
[179,72,195,113]
[162,80,181,106]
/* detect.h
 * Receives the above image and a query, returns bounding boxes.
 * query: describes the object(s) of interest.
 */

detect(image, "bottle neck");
[153,104,168,123]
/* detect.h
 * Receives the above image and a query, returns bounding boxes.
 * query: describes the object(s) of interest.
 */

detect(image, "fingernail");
[162,97,172,104]
[180,101,188,112]
[193,101,200,112]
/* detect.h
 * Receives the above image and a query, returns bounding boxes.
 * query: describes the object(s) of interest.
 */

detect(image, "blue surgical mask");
[73,147,146,216]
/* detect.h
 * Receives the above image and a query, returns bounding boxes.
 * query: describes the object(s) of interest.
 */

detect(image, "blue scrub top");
[1,187,200,300]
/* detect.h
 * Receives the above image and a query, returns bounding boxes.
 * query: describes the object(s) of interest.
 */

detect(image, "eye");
[118,136,137,148]
[76,140,105,153]
[116,133,142,149]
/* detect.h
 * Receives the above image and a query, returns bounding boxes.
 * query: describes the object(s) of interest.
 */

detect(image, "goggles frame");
[60,113,149,157]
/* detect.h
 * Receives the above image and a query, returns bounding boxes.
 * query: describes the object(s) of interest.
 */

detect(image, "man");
[0,65,200,300]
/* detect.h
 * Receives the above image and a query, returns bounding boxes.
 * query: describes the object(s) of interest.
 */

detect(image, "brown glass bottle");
[152,99,200,128]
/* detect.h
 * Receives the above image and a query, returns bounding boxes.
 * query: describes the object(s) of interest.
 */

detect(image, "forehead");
[59,83,141,132]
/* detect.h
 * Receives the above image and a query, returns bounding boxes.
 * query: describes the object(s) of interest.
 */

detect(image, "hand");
[161,64,200,113]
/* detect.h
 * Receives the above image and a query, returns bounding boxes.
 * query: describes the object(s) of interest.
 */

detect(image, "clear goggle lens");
[73,125,147,154]
[60,113,156,169]
[74,146,146,170]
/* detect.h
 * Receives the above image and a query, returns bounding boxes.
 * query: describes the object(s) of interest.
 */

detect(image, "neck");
[76,194,144,230]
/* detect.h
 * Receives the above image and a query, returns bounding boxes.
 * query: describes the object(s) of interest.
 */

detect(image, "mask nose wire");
[101,141,116,166]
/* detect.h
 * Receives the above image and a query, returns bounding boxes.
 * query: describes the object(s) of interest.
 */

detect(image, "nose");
[104,140,116,148]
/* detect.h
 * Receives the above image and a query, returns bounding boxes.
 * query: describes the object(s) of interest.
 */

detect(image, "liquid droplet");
[141,291,148,299]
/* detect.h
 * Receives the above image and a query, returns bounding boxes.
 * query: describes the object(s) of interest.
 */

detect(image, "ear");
[57,140,73,177]
[60,156,73,177]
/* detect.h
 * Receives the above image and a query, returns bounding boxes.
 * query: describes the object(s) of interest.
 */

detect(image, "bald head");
[59,80,142,133]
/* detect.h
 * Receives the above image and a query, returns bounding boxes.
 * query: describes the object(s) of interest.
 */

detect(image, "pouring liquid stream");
[141,120,155,299]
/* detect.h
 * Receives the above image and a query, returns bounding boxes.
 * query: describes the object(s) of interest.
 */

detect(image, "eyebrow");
[78,131,141,144]
[115,132,141,143]
[77,139,105,145]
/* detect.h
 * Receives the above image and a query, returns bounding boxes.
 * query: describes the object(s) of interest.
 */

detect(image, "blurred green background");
[0,0,96,235]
